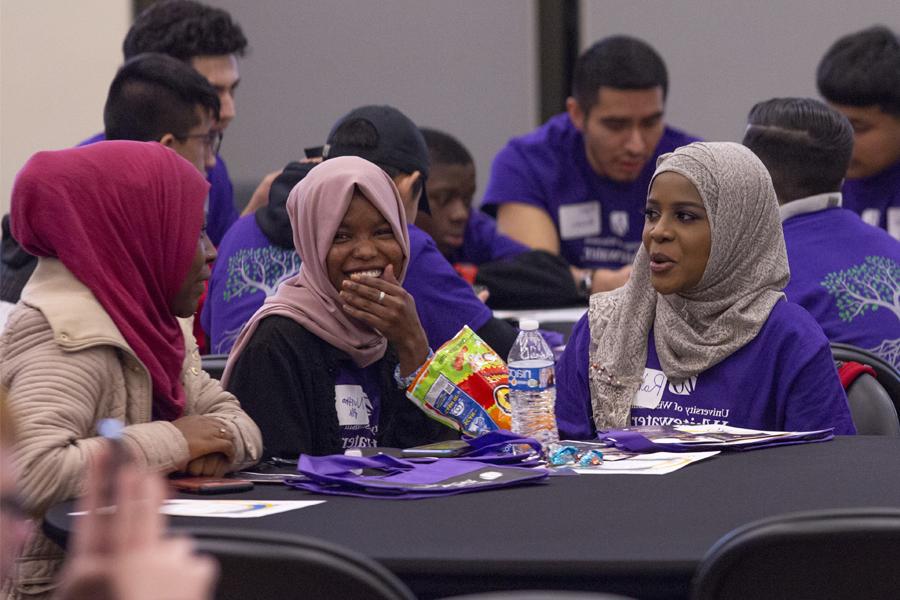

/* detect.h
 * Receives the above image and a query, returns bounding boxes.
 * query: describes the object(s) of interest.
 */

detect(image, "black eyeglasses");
[176,130,224,156]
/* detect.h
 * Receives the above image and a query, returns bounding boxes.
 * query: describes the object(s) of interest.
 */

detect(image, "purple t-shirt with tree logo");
[782,206,900,369]
[555,300,856,439]
[481,114,699,269]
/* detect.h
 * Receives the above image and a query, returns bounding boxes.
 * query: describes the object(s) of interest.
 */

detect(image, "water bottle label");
[508,365,555,391]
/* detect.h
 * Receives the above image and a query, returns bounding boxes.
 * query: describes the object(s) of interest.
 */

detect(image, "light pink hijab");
[223,156,409,383]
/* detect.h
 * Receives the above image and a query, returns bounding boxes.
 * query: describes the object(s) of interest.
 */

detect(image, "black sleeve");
[474,317,518,358]
[226,317,337,459]
[475,250,583,309]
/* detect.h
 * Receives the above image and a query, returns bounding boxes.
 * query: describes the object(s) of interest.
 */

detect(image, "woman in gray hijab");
[555,142,855,438]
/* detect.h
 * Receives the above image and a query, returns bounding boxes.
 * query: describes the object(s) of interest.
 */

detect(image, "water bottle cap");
[519,318,539,331]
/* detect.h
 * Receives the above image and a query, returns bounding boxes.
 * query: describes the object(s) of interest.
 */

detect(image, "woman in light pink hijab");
[225,156,452,457]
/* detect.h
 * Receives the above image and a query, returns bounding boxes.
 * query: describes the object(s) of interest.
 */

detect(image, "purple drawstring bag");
[598,427,834,453]
[288,453,548,499]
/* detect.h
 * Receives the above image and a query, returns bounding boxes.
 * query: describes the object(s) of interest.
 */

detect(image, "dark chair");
[831,342,900,408]
[200,353,229,381]
[691,508,900,600]
[187,528,415,600]
[845,373,900,435]
[441,593,635,600]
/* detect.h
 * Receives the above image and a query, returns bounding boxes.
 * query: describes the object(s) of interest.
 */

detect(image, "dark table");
[44,436,900,599]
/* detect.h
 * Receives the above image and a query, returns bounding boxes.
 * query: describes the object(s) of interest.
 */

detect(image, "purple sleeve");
[457,211,529,264]
[782,336,857,435]
[481,140,550,215]
[206,156,239,247]
[555,314,596,440]
[404,228,492,349]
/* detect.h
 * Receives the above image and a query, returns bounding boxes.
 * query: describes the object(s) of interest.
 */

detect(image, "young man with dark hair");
[743,97,900,368]
[1,53,221,315]
[86,0,247,245]
[482,35,699,292]
[416,127,527,264]
[817,25,900,239]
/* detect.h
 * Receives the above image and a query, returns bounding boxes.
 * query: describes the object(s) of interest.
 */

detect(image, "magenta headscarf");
[223,156,409,382]
[11,141,209,421]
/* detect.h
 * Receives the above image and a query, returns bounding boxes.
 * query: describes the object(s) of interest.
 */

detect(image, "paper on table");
[493,306,587,323]
[71,499,325,519]
[571,450,719,475]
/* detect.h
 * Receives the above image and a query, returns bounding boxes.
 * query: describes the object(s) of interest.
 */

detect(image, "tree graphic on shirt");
[820,255,900,366]
[223,247,302,301]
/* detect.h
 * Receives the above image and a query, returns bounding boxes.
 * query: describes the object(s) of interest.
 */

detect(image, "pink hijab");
[11,141,208,421]
[223,156,409,382]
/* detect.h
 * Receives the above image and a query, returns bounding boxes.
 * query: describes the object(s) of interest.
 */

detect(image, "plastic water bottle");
[508,319,559,448]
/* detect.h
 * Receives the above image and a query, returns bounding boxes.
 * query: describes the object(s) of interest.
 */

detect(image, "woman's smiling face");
[326,191,404,292]
[642,171,712,295]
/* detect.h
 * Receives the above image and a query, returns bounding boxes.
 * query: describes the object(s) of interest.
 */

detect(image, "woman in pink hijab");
[225,156,453,457]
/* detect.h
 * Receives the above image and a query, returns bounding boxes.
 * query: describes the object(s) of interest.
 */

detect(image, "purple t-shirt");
[783,206,900,369]
[842,160,900,239]
[407,225,492,349]
[481,114,699,269]
[202,214,301,354]
[448,211,529,265]
[80,133,238,246]
[555,300,856,439]
[334,362,381,449]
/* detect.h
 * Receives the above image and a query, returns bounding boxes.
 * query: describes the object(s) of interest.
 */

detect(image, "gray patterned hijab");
[588,142,790,430]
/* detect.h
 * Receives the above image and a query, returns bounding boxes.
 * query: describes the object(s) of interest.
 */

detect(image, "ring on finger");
[377,291,386,304]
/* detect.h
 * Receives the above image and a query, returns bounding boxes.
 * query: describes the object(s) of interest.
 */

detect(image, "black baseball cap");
[323,105,431,214]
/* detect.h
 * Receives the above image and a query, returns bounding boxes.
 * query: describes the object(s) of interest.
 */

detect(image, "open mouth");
[649,253,675,274]
[347,269,384,280]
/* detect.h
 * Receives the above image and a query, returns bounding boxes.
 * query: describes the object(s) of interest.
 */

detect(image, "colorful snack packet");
[407,326,511,435]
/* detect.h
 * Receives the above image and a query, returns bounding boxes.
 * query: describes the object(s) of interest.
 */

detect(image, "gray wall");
[208,0,538,207]
[581,1,900,143]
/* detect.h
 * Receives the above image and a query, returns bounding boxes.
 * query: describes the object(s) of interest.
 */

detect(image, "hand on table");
[172,416,235,464]
[339,264,430,375]
[185,453,231,478]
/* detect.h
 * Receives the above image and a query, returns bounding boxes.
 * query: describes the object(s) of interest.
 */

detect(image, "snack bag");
[407,326,511,435]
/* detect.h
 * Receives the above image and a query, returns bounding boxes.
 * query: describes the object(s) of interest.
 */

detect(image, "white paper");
[571,451,719,475]
[71,499,325,519]
[493,306,587,323]
[632,368,667,409]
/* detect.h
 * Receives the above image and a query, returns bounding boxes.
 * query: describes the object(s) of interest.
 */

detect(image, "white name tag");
[334,384,371,426]
[861,208,881,228]
[888,207,900,241]
[633,368,667,409]
[559,201,601,240]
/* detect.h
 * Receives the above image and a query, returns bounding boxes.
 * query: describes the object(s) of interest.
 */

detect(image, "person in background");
[223,157,453,458]
[817,25,900,239]
[482,35,699,292]
[743,97,900,369]
[555,142,855,439]
[416,128,528,265]
[1,53,222,340]
[0,141,261,598]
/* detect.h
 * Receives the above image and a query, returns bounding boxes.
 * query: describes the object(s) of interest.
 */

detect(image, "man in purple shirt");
[817,25,900,239]
[743,97,900,369]
[482,35,699,292]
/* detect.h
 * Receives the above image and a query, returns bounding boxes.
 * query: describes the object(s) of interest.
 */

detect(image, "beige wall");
[581,0,900,143]
[0,1,130,215]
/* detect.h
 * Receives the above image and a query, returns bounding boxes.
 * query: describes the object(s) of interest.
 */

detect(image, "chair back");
[187,527,416,600]
[691,508,900,600]
[200,353,229,381]
[845,373,900,435]
[831,342,900,408]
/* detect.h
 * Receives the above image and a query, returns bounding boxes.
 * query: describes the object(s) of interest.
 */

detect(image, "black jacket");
[226,315,453,458]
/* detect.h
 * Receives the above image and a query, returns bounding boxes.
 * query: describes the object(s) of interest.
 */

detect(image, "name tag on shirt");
[335,384,371,426]
[861,208,881,228]
[559,201,601,240]
[888,207,900,240]
[633,368,667,409]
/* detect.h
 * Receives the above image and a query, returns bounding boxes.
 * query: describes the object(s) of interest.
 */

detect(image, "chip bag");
[407,326,511,435]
